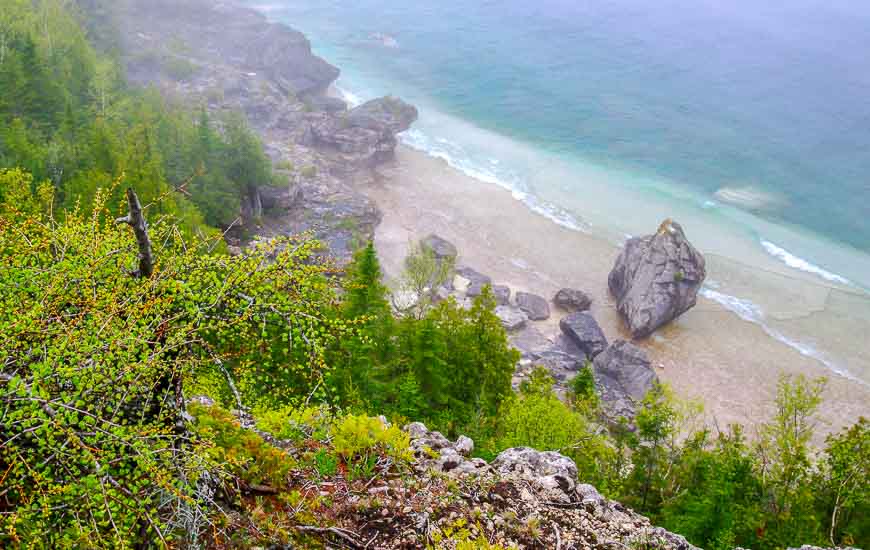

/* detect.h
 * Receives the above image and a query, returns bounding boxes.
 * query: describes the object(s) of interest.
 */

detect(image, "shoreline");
[363,145,870,438]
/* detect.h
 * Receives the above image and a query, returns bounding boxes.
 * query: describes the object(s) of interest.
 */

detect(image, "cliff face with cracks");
[118,0,416,262]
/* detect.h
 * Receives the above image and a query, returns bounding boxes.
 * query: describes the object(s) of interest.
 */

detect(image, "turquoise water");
[248,0,870,380]
[250,0,870,287]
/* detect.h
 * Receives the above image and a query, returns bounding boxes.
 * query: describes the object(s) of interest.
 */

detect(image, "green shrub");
[191,403,294,487]
[162,55,198,81]
[331,414,412,464]
[255,405,333,441]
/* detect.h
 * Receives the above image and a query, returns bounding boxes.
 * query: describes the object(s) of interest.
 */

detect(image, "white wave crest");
[760,240,851,285]
[334,85,364,108]
[701,285,865,386]
[399,128,589,233]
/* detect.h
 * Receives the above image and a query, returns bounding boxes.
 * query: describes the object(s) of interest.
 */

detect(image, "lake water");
[249,0,870,384]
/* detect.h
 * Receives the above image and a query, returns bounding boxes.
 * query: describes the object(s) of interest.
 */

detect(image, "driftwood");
[115,188,154,278]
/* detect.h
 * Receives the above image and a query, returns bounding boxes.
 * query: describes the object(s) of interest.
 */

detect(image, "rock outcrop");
[609,219,706,338]
[515,291,551,321]
[118,0,418,264]
[304,97,418,167]
[559,312,609,359]
[593,340,659,422]
[554,287,592,312]
[123,0,339,95]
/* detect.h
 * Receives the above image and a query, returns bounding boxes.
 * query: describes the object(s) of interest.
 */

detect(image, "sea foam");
[760,240,851,286]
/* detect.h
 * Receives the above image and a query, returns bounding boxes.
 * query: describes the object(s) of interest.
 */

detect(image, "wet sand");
[362,145,870,439]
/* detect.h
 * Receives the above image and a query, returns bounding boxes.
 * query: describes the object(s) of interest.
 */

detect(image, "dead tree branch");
[115,188,154,278]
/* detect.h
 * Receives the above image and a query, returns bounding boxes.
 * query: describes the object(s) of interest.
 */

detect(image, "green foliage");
[754,375,827,546]
[494,367,618,490]
[254,404,333,442]
[569,361,599,412]
[816,417,870,546]
[0,0,273,237]
[0,188,344,547]
[331,414,412,464]
[191,403,293,487]
[396,239,455,318]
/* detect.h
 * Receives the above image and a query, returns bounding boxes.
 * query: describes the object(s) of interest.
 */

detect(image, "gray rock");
[455,266,492,297]
[532,350,586,382]
[609,219,706,338]
[305,97,418,166]
[509,325,551,359]
[515,291,551,321]
[421,234,458,262]
[554,288,592,312]
[493,284,511,306]
[495,306,528,331]
[559,312,608,358]
[405,422,430,439]
[593,340,659,422]
[455,436,474,456]
[492,447,578,500]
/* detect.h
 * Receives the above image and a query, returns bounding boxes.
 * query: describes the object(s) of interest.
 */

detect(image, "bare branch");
[115,188,154,278]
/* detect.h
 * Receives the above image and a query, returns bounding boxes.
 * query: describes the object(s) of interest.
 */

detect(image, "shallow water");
[247,0,870,384]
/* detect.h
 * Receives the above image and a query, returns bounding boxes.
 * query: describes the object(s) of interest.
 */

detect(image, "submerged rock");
[515,291,551,321]
[593,340,659,422]
[559,312,608,359]
[554,288,592,312]
[608,219,706,338]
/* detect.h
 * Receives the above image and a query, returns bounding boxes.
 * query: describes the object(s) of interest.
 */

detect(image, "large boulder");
[593,340,659,422]
[420,234,458,262]
[515,291,550,321]
[608,219,706,338]
[559,312,608,358]
[554,288,592,312]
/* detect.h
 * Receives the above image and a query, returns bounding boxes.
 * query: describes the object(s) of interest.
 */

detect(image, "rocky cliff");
[118,0,413,262]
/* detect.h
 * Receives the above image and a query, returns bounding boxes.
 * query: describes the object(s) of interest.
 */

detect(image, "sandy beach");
[362,145,870,439]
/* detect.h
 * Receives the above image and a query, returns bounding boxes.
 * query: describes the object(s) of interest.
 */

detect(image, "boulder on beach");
[554,288,592,312]
[421,234,458,262]
[493,284,511,306]
[516,291,550,321]
[559,312,608,359]
[608,219,706,338]
[454,266,492,298]
[592,340,659,422]
[495,306,528,332]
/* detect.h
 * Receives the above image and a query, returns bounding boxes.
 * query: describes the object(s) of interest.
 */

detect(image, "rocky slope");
[206,400,698,550]
[118,0,416,262]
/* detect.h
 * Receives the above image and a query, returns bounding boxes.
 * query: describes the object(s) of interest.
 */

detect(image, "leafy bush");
[331,415,412,464]
[191,404,293,487]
